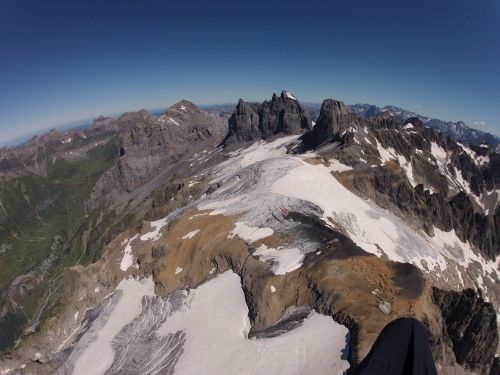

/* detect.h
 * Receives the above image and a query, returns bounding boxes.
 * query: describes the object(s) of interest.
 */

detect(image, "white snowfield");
[272,155,499,282]
[195,135,498,293]
[157,271,350,375]
[72,277,155,375]
[66,272,349,375]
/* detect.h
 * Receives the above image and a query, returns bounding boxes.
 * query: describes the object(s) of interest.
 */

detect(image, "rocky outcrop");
[89,101,227,209]
[225,99,261,143]
[432,288,499,375]
[302,99,359,148]
[223,90,312,145]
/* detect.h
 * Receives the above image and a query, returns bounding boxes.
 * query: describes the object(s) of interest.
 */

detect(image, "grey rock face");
[89,101,227,208]
[432,288,499,375]
[226,99,261,143]
[224,90,312,145]
[302,99,359,148]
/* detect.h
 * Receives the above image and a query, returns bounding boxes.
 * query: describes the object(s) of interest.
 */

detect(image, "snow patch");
[375,139,397,165]
[168,117,180,126]
[182,229,200,240]
[228,222,274,243]
[254,244,304,275]
[430,142,448,172]
[120,235,138,271]
[458,142,490,166]
[140,217,168,241]
[328,159,353,172]
[285,92,296,100]
[175,267,183,275]
[375,139,416,186]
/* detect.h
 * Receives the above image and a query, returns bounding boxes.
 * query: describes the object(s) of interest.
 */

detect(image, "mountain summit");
[224,91,312,145]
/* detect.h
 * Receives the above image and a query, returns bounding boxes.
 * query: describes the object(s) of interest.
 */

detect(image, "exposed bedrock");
[146,207,438,368]
[89,101,227,209]
[223,90,312,145]
[432,287,499,375]
[301,99,359,149]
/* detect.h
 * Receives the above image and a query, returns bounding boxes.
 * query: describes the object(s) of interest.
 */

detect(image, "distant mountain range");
[2,102,498,152]
[347,103,500,151]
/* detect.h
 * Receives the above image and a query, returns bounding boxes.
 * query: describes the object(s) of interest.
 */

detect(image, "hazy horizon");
[4,91,500,148]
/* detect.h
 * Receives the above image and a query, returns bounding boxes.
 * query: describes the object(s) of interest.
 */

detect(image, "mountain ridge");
[0,91,498,375]
[2,97,498,152]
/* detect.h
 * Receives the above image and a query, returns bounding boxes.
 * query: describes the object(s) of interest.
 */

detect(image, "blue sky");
[1,0,499,143]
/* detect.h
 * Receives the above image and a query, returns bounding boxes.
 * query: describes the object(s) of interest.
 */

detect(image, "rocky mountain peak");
[327,99,350,114]
[158,100,225,130]
[168,99,200,114]
[224,91,312,146]
[280,90,298,101]
[302,98,357,148]
[235,98,257,115]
